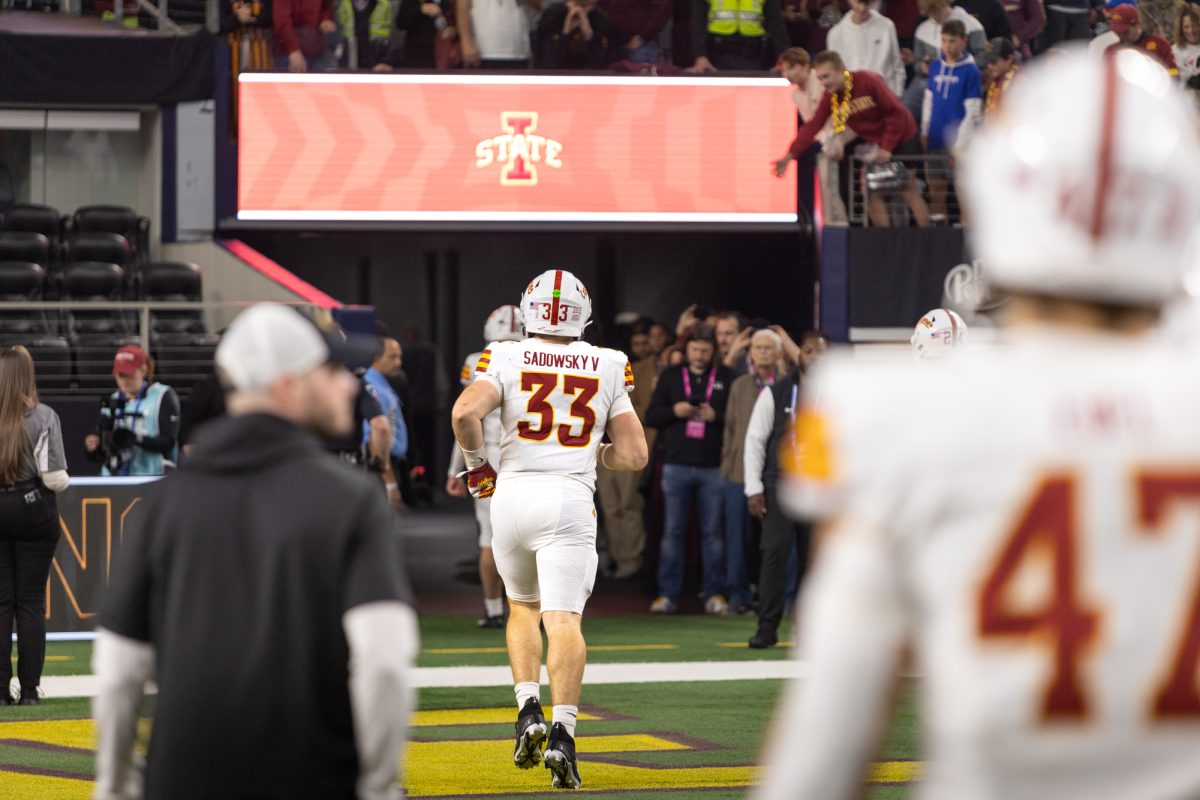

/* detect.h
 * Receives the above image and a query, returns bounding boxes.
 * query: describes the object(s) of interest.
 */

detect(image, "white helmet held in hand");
[483,304,524,343]
[911,308,967,360]
[521,269,592,338]
[963,48,1200,307]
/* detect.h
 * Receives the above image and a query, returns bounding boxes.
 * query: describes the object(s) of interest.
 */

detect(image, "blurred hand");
[421,1,442,14]
[318,19,337,33]
[387,485,403,510]
[875,148,893,164]
[445,475,468,497]
[748,493,766,520]
[673,401,697,419]
[288,50,306,71]
[773,156,791,177]
[627,34,643,49]
[689,56,717,73]
[373,62,394,71]
[696,404,716,423]
[462,39,481,66]
[464,463,498,498]
[85,434,100,453]
[675,303,698,334]
[900,47,913,64]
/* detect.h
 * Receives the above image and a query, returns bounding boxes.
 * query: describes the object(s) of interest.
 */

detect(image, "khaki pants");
[596,467,645,568]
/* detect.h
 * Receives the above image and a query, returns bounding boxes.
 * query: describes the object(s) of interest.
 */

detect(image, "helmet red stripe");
[1091,50,1121,242]
[549,269,564,328]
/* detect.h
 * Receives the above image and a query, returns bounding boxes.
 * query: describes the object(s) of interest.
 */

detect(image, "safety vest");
[337,0,393,42]
[707,0,766,38]
[101,382,176,477]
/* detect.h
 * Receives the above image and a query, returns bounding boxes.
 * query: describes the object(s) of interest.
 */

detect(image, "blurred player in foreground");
[448,304,525,628]
[451,270,649,789]
[755,48,1200,800]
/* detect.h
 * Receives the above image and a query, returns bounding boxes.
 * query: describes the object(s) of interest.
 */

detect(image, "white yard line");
[39,660,807,699]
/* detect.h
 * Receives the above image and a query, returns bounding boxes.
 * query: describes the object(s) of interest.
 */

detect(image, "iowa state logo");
[475,112,563,186]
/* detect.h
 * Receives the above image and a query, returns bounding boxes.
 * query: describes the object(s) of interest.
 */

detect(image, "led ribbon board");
[237,73,798,224]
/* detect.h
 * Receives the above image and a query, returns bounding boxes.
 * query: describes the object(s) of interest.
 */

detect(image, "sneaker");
[543,722,582,789]
[513,697,548,769]
[748,629,778,649]
[478,614,506,629]
[704,595,729,615]
[648,596,677,614]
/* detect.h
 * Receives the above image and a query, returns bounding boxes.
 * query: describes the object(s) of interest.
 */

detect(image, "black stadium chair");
[68,205,149,263]
[61,261,139,390]
[0,231,51,270]
[0,261,54,341]
[0,204,61,242]
[63,231,130,267]
[142,262,217,394]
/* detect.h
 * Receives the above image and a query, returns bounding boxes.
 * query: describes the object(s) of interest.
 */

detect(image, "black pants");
[1044,9,1091,46]
[754,486,811,637]
[0,484,60,692]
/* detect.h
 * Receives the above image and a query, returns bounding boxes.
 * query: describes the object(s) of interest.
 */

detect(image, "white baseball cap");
[216,304,367,391]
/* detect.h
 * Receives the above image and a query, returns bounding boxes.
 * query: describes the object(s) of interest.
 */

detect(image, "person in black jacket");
[644,322,735,615]
[536,0,615,68]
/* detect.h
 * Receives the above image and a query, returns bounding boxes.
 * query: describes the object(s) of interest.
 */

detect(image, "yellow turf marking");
[870,760,922,783]
[0,770,91,800]
[404,734,740,796]
[424,644,677,655]
[414,708,601,727]
[716,641,794,648]
[0,719,96,750]
[10,656,71,662]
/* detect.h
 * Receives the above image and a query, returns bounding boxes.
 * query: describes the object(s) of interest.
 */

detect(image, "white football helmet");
[963,48,1200,307]
[483,304,524,343]
[911,308,967,360]
[521,269,592,338]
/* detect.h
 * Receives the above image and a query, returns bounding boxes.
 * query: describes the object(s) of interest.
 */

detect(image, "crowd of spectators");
[591,303,829,644]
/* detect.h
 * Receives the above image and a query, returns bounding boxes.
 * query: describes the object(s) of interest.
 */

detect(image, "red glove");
[461,463,497,499]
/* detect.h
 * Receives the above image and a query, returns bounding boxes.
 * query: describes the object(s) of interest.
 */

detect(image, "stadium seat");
[141,261,212,342]
[68,205,149,263]
[0,204,61,242]
[63,231,130,267]
[0,231,51,269]
[0,260,55,342]
[61,260,139,390]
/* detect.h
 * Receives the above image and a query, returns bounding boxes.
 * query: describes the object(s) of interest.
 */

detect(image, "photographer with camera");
[84,345,180,477]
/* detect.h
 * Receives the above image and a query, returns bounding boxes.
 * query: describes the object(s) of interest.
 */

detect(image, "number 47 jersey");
[476,338,635,491]
[768,331,1200,800]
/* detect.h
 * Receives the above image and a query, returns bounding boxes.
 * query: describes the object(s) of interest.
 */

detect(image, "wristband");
[598,443,614,470]
[385,483,398,490]
[461,445,487,470]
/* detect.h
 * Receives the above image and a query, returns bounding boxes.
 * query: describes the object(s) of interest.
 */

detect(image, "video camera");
[97,397,144,475]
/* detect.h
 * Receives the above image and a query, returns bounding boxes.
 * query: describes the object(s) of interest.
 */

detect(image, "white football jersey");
[477,337,635,490]
[759,329,1200,800]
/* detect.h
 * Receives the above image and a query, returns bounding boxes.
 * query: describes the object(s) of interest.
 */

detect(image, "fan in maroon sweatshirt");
[787,66,917,159]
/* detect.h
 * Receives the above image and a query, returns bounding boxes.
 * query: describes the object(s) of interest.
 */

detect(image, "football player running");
[451,269,648,790]
[447,304,525,629]
[756,49,1200,800]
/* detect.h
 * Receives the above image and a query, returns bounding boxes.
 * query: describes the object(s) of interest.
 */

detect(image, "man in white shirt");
[827,0,906,95]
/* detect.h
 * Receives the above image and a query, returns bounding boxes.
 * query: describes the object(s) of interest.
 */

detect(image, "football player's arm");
[92,628,154,800]
[599,404,649,471]
[451,380,501,455]
[753,517,907,800]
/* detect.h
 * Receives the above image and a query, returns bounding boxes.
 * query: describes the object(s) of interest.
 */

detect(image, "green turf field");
[3,615,920,798]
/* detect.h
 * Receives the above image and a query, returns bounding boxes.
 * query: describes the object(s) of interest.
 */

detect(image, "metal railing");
[847,153,964,228]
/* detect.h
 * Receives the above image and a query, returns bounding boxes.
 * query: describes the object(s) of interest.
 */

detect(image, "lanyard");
[681,367,716,404]
[756,369,776,391]
[789,383,798,423]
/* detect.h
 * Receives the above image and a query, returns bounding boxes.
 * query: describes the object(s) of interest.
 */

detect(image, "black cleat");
[478,614,506,629]
[513,698,548,769]
[748,629,778,649]
[543,722,582,789]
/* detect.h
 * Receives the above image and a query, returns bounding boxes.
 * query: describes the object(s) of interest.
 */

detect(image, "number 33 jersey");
[476,338,635,491]
[769,331,1200,800]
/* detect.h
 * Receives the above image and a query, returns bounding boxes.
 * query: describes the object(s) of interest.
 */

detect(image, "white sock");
[515,682,540,710]
[484,597,505,618]
[552,704,578,738]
